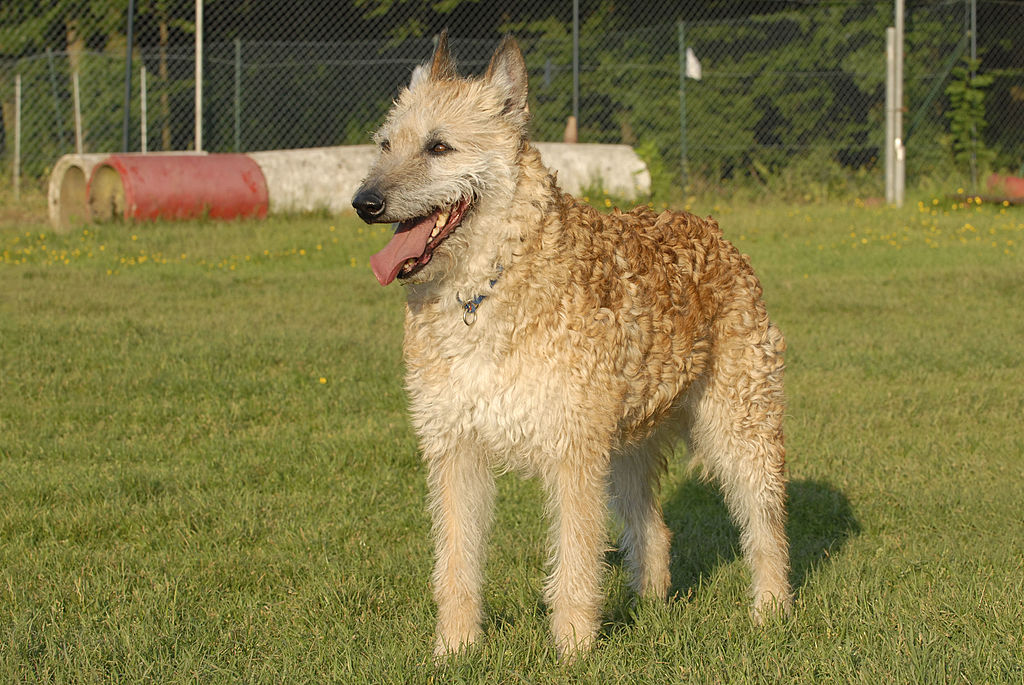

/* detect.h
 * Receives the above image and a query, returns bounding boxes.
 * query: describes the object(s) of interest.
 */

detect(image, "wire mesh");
[1,1,1021,194]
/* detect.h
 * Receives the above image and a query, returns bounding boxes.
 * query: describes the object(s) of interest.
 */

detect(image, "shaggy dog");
[352,33,791,659]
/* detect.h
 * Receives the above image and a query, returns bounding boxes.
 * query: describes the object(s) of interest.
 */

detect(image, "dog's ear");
[429,29,457,81]
[485,36,529,119]
[409,63,430,90]
[410,30,456,91]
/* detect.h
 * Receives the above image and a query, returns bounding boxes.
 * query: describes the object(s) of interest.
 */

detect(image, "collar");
[455,265,503,326]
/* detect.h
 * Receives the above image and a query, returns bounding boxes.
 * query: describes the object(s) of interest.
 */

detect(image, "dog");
[352,32,791,659]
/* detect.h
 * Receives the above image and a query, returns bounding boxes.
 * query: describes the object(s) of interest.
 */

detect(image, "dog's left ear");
[485,36,529,121]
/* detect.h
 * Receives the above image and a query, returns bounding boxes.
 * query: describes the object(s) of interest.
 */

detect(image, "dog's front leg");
[426,443,495,657]
[543,456,610,659]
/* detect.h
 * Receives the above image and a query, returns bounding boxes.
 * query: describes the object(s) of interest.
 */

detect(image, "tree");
[946,56,994,185]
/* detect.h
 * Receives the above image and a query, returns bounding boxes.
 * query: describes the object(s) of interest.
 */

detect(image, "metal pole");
[885,28,895,205]
[13,74,20,200]
[572,0,579,125]
[969,0,977,191]
[234,38,241,152]
[140,65,148,153]
[677,21,688,191]
[72,71,83,154]
[970,0,977,63]
[123,0,135,152]
[195,0,203,151]
[894,0,904,206]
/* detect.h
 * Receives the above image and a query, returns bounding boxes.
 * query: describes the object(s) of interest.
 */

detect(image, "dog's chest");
[402,303,570,464]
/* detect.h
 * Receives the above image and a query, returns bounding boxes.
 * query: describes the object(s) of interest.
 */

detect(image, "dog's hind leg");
[542,452,611,659]
[425,443,495,656]
[609,445,672,599]
[686,322,792,620]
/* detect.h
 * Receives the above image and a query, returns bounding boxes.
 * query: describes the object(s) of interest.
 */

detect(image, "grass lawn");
[1,196,1022,682]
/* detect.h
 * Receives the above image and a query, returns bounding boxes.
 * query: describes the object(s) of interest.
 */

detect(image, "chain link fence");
[2,1,1022,199]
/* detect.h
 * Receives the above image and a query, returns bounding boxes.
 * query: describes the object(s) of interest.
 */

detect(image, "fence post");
[677,21,688,191]
[141,65,148,153]
[124,0,135,152]
[969,0,978,191]
[72,71,83,154]
[234,38,242,152]
[885,28,895,205]
[894,0,904,206]
[195,0,204,151]
[13,74,20,200]
[572,0,579,127]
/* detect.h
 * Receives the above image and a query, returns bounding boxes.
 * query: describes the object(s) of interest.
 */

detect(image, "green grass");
[1,197,1022,682]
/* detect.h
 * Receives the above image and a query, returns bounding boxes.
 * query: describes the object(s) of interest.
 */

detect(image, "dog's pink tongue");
[370,215,435,286]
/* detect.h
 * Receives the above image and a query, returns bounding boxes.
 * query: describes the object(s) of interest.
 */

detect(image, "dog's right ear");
[410,30,456,91]
[429,30,457,80]
[409,63,430,90]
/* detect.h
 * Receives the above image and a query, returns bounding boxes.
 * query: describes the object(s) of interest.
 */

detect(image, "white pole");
[194,0,203,151]
[13,74,20,200]
[72,71,83,154]
[885,28,895,206]
[140,65,148,153]
[894,0,905,206]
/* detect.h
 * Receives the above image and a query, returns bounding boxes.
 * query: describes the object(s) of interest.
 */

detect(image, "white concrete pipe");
[248,142,650,213]
[48,153,108,231]
[534,142,651,199]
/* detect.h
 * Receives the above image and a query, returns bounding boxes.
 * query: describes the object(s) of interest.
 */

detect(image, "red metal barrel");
[987,173,1024,201]
[87,154,269,222]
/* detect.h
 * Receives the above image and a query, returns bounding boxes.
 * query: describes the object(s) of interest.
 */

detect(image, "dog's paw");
[751,589,793,626]
[433,629,479,660]
[551,612,599,662]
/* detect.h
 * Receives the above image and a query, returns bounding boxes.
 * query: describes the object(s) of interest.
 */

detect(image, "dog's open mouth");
[369,198,470,286]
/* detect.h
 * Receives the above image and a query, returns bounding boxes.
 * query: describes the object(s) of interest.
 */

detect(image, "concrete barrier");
[249,142,650,214]
[533,142,650,199]
[248,146,378,214]
[48,154,108,232]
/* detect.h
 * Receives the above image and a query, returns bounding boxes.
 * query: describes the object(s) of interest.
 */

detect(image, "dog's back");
[546,194,775,438]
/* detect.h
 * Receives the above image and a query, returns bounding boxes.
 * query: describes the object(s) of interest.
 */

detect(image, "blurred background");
[1,0,1022,201]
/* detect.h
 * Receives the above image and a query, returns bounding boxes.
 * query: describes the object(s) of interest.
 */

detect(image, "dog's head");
[352,31,530,286]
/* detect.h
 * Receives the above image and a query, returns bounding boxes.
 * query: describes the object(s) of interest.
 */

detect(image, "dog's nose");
[352,189,386,222]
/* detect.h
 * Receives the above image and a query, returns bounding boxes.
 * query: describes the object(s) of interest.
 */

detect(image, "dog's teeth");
[430,227,440,238]
[435,211,449,229]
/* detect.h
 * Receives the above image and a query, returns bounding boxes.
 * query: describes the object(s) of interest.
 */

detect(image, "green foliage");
[945,56,995,175]
[633,139,678,205]
[0,1,124,57]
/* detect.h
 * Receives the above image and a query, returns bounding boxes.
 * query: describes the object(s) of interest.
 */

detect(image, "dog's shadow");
[661,476,859,603]
[605,476,858,623]
[489,477,858,639]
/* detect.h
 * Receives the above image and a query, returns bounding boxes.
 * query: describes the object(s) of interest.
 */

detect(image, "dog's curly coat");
[352,33,791,659]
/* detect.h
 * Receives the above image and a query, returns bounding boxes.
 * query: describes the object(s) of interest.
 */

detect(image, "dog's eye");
[428,141,452,156]
[380,139,391,153]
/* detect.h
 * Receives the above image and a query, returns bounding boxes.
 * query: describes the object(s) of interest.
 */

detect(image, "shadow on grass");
[490,477,858,642]
[661,476,860,600]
